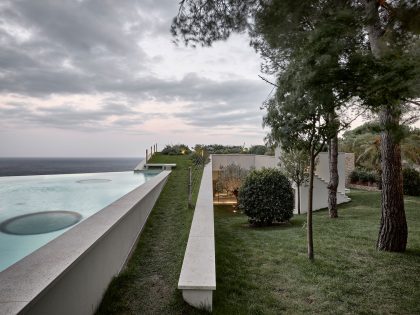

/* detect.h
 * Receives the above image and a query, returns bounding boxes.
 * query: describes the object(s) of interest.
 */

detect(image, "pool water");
[0,171,158,272]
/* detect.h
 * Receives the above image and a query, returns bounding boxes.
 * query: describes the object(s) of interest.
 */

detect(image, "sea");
[0,158,142,177]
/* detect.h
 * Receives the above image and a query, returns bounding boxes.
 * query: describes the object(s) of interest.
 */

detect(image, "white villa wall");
[255,155,278,169]
[212,151,350,214]
[315,152,329,182]
[296,177,329,213]
[338,154,346,193]
[212,154,278,171]
[212,154,256,171]
[0,171,170,315]
[295,176,350,214]
[316,152,346,193]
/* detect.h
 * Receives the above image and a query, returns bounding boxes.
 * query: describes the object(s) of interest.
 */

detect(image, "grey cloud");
[0,0,269,131]
[99,73,269,109]
[0,0,155,96]
[1,101,148,131]
[175,104,264,128]
[0,72,269,131]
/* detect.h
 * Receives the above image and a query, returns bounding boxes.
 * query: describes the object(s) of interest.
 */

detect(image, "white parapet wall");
[255,155,279,169]
[314,152,346,193]
[178,158,216,311]
[0,171,170,315]
[294,152,350,214]
[212,154,278,172]
[212,151,350,214]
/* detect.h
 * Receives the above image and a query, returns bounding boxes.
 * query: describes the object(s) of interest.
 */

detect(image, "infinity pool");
[0,171,158,272]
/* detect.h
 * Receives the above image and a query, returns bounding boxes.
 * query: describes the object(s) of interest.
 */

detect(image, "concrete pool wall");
[0,170,170,315]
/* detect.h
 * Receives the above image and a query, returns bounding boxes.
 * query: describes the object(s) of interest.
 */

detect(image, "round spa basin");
[0,211,82,235]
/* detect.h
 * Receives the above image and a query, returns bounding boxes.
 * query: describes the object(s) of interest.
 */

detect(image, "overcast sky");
[0,0,276,157]
[1,1,417,158]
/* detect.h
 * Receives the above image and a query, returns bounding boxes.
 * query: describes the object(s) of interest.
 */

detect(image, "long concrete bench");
[178,159,215,311]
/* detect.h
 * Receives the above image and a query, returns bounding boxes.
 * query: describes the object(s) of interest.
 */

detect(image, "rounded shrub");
[349,170,359,183]
[351,169,377,185]
[238,168,294,226]
[358,170,370,183]
[403,167,420,196]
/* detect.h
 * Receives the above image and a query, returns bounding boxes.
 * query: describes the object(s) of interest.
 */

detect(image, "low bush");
[194,144,243,154]
[403,167,420,196]
[350,169,377,185]
[248,145,267,155]
[161,144,191,155]
[350,170,359,182]
[366,171,377,183]
[238,168,294,225]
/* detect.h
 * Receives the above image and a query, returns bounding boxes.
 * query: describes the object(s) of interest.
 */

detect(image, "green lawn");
[214,190,420,314]
[97,156,420,314]
[96,154,204,314]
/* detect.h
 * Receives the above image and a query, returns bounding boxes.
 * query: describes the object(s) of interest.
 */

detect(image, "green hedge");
[350,169,378,184]
[403,167,420,196]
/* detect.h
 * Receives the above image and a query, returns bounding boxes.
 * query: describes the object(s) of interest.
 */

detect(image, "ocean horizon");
[0,157,143,177]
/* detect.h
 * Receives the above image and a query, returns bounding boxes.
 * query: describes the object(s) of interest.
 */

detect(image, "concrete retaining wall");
[212,154,278,171]
[295,153,350,214]
[212,154,255,171]
[178,159,215,311]
[345,153,355,187]
[255,155,278,169]
[0,171,170,315]
[315,152,346,193]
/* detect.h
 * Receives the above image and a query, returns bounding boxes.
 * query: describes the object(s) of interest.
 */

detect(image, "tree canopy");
[340,122,420,169]
[172,0,420,253]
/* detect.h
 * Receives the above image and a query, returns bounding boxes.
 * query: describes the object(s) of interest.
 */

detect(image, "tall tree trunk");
[377,107,407,251]
[328,132,339,218]
[365,0,408,251]
[297,185,301,215]
[307,145,315,260]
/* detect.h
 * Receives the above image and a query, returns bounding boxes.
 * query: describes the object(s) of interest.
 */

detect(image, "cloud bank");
[0,0,271,156]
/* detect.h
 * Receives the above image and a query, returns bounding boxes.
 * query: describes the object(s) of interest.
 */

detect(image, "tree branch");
[177,0,186,18]
[258,75,279,87]
[402,98,420,107]
[337,107,370,133]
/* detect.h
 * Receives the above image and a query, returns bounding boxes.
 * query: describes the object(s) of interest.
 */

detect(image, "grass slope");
[214,190,420,314]
[97,158,420,314]
[96,154,204,314]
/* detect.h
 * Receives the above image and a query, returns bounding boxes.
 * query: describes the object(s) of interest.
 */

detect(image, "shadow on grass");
[399,248,420,257]
[215,204,304,231]
[241,220,303,232]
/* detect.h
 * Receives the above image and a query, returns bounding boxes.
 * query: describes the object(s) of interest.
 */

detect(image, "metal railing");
[145,143,158,162]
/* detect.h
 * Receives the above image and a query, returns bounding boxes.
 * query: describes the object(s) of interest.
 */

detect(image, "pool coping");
[0,170,171,314]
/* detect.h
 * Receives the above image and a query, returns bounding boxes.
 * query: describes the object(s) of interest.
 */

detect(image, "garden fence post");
[188,166,192,208]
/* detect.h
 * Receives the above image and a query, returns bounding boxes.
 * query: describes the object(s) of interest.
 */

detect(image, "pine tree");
[171,0,420,252]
